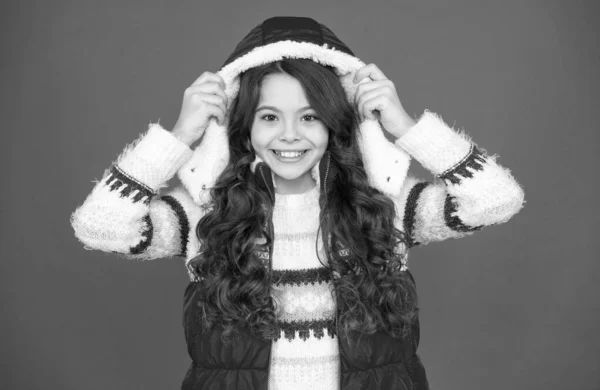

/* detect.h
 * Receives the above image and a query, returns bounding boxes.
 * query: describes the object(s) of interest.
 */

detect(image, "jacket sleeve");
[390,110,526,248]
[70,123,206,261]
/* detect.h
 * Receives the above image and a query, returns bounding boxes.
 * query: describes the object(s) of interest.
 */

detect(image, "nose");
[279,121,301,142]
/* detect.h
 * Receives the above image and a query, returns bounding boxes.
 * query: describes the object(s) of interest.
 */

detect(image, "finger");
[355,80,394,106]
[354,63,387,83]
[187,83,228,103]
[186,89,227,111]
[361,95,388,120]
[190,72,226,90]
[356,88,387,119]
[367,64,388,81]
[198,92,227,110]
[204,102,226,126]
[216,73,226,89]
[209,73,226,90]
[353,65,367,83]
[190,71,211,86]
[353,78,373,108]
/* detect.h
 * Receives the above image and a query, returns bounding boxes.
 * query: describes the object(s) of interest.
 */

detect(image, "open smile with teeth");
[272,150,308,158]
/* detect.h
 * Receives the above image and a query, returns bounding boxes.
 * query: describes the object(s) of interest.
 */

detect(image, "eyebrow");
[256,105,313,113]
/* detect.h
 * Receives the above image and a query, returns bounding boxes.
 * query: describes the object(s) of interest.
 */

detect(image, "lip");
[271,149,309,163]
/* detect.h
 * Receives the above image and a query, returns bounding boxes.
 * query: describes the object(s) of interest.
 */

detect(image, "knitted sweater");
[70,111,525,388]
[267,185,338,389]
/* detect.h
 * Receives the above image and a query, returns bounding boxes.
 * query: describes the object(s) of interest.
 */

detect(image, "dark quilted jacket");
[181,155,429,390]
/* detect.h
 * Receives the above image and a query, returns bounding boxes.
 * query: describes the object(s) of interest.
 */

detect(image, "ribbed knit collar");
[274,185,320,208]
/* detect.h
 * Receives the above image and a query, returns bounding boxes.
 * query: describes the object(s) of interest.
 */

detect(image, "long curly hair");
[189,58,418,345]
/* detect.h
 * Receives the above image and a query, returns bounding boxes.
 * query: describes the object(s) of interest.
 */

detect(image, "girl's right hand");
[171,72,228,146]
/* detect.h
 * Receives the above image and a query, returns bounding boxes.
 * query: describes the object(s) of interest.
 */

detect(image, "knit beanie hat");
[177,16,411,205]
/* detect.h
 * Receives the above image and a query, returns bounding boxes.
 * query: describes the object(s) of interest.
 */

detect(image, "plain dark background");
[2,0,599,389]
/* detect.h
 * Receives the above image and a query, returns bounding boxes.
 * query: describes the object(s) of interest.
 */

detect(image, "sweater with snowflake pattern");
[266,185,339,389]
[70,111,524,266]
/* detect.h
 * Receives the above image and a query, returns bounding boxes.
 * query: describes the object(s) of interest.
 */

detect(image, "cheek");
[314,127,330,150]
[250,125,267,151]
[249,131,258,151]
[250,126,277,162]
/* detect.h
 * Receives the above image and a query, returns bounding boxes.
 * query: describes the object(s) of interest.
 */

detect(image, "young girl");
[70,16,525,390]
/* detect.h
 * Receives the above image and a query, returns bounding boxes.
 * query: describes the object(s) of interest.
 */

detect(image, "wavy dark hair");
[189,58,418,345]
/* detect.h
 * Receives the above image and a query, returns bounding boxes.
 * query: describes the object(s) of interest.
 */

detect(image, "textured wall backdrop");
[1,0,598,389]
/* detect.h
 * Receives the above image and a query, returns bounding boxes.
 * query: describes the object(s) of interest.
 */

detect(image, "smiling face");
[250,73,329,194]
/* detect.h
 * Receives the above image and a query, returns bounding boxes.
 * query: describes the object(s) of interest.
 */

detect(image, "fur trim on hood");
[177,16,411,205]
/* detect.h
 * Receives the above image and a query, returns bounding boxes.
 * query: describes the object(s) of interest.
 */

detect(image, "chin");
[267,160,311,179]
[271,168,311,181]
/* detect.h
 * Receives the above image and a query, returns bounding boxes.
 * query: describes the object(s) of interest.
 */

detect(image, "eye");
[303,114,319,122]
[261,114,277,121]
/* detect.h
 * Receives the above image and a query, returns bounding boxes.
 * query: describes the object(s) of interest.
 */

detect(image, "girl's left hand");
[353,63,416,138]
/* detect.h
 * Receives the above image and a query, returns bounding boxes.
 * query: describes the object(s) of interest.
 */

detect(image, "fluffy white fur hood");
[176,23,412,206]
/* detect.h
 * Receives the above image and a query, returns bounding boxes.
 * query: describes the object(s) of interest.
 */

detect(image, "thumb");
[365,109,378,121]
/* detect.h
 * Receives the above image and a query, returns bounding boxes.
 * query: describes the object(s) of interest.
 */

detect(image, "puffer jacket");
[181,154,429,390]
